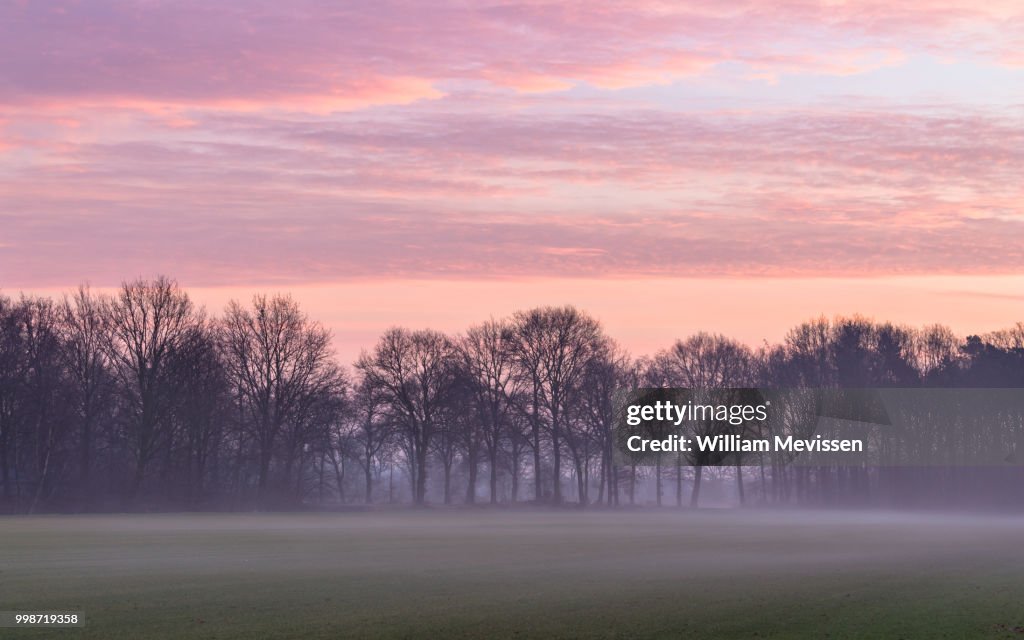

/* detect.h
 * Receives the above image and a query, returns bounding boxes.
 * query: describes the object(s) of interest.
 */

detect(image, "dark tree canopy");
[0,279,1022,513]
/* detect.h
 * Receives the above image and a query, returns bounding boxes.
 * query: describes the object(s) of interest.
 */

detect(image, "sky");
[2,1,1023,363]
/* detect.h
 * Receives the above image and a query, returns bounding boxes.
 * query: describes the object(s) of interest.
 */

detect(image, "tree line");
[1,276,1023,513]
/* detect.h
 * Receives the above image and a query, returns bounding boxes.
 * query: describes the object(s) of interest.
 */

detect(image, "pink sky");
[2,1,1023,361]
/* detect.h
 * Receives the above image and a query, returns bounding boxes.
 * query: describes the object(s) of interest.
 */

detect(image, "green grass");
[1,509,1023,639]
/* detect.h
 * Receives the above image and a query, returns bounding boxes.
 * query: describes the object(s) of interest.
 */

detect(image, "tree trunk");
[80,409,93,490]
[415,443,428,505]
[629,462,636,505]
[736,461,745,506]
[489,445,499,504]
[365,462,373,504]
[29,429,55,515]
[257,447,273,505]
[575,459,586,506]
[465,448,478,504]
[690,465,703,508]
[552,415,562,504]
[675,453,683,508]
[531,397,542,502]
[605,461,615,506]
[0,418,11,503]
[443,461,452,505]
[656,458,662,507]
[760,456,767,503]
[317,453,326,504]
[330,454,346,504]
[511,446,520,503]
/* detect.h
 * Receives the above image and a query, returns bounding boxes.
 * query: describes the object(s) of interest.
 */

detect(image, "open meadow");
[2,509,1023,639]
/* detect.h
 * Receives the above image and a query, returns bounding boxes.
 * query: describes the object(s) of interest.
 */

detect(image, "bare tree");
[0,296,30,508]
[648,332,754,507]
[356,328,458,506]
[347,376,392,504]
[57,286,113,499]
[4,277,1024,513]
[577,343,632,506]
[20,296,75,513]
[220,294,338,507]
[291,384,346,502]
[983,322,1024,350]
[173,324,230,507]
[512,306,606,504]
[461,319,520,504]
[105,277,203,501]
[431,391,464,505]
[916,324,960,378]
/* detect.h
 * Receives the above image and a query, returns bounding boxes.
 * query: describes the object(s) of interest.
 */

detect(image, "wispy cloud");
[2,1,1023,288]
[3,1,1022,109]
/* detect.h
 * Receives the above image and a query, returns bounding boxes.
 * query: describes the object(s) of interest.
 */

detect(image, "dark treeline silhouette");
[1,277,1023,513]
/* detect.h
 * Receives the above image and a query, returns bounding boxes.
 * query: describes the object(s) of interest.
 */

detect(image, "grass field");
[2,508,1023,639]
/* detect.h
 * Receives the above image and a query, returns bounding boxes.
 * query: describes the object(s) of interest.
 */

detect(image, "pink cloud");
[2,101,1021,288]
[3,0,1022,113]
[3,1,1023,291]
